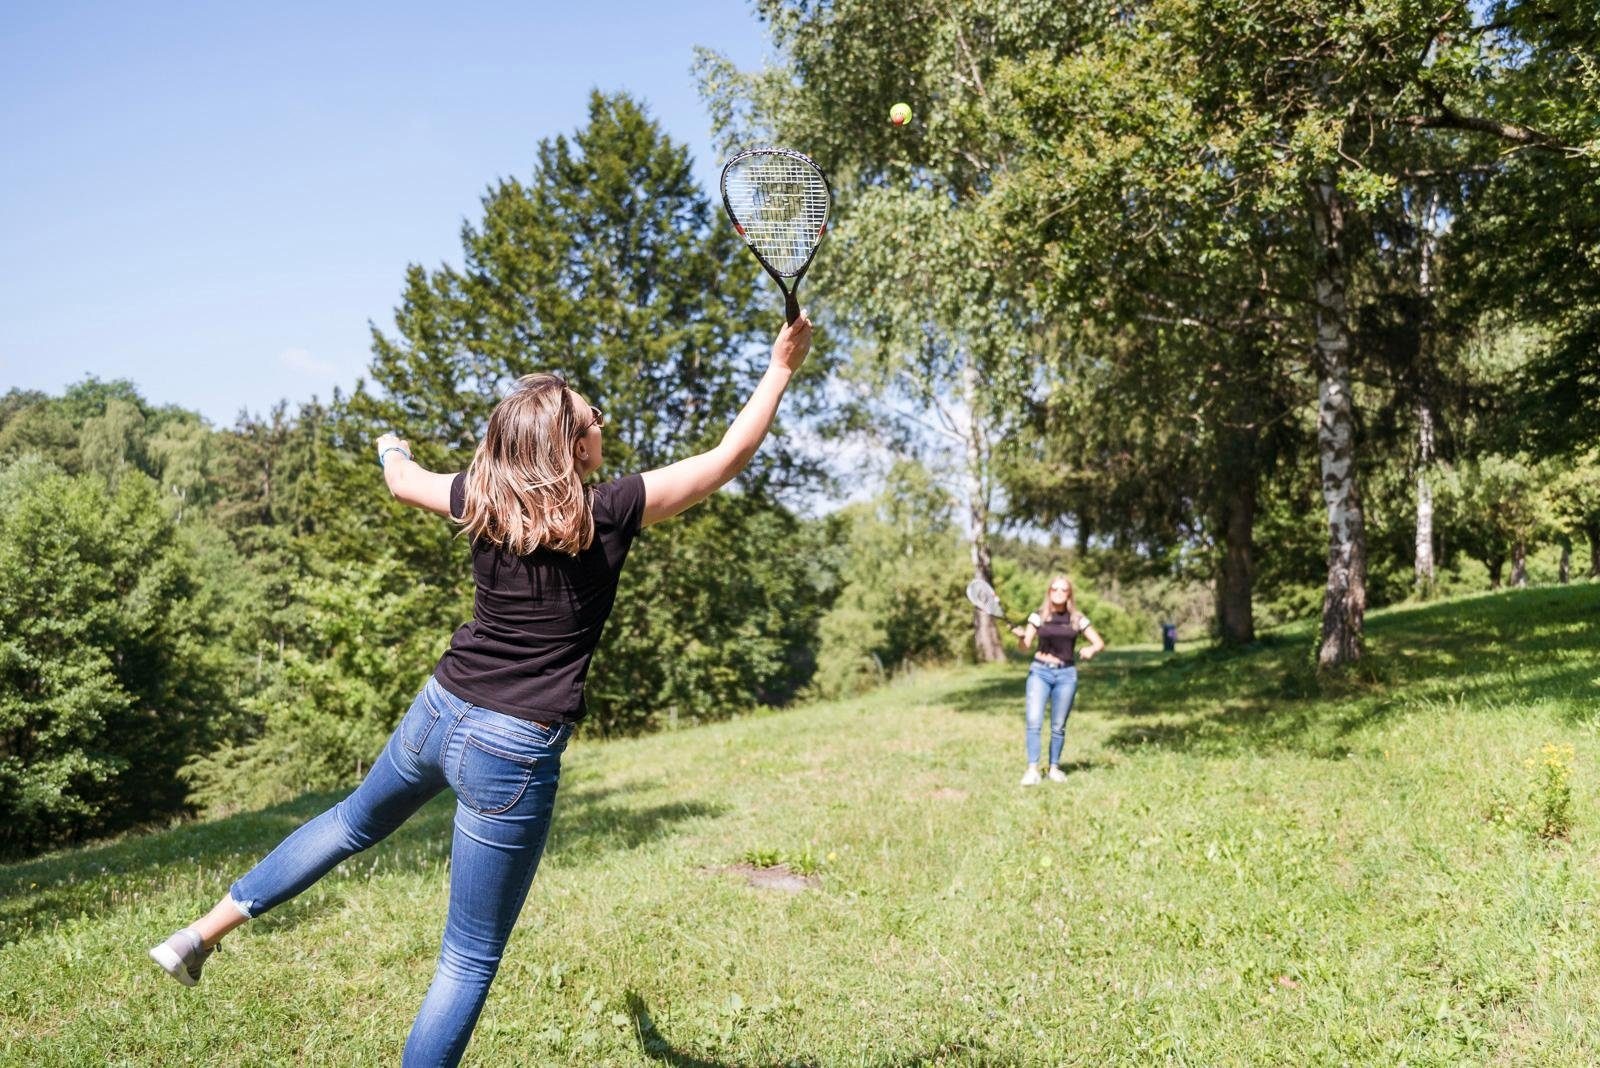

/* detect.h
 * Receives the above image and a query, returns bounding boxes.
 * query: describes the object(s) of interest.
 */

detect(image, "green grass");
[5,584,1600,1065]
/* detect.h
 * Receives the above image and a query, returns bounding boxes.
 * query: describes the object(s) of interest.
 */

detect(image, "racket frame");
[965,578,1030,629]
[719,146,832,324]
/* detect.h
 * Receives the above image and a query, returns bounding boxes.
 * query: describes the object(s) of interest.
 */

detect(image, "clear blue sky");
[1,1,771,425]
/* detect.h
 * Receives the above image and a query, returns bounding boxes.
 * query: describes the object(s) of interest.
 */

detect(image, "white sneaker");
[1020,766,1041,786]
[149,928,214,987]
[1047,766,1069,783]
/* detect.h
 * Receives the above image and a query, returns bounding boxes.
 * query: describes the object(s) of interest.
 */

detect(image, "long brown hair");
[458,373,594,556]
[1037,574,1078,623]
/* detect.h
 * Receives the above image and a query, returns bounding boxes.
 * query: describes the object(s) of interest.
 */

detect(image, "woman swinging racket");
[149,314,811,1066]
[1012,574,1105,786]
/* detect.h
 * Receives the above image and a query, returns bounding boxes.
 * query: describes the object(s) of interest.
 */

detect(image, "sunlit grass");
[4,583,1599,1064]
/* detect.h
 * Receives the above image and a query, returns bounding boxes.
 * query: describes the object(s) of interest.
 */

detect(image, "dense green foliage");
[809,463,972,697]
[0,460,237,853]
[708,0,1599,664]
[6,585,1600,1062]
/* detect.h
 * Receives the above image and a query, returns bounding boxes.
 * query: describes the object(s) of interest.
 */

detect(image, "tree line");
[700,0,1599,663]
[5,2,1596,855]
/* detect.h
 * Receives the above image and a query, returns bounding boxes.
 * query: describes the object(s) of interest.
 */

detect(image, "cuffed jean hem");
[226,890,258,919]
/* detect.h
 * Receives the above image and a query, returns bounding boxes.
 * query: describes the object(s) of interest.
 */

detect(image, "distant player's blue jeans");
[1024,662,1078,766]
[229,677,571,1068]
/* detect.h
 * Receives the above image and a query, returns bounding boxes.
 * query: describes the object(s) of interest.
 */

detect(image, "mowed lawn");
[3,585,1599,1065]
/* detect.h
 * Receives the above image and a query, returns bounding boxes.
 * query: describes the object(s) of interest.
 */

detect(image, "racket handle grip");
[784,290,800,325]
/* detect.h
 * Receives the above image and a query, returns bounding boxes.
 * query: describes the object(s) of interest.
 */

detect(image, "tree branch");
[1398,111,1570,151]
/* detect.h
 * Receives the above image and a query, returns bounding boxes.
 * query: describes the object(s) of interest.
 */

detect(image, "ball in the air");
[889,102,912,126]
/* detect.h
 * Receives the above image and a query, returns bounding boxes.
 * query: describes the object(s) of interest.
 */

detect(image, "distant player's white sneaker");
[1020,766,1041,786]
[1047,766,1069,783]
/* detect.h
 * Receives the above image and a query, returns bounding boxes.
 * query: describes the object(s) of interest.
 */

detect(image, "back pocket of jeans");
[455,735,537,815]
[402,693,443,754]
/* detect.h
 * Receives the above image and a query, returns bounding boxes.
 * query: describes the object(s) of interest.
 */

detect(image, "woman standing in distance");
[149,315,812,1066]
[1012,574,1105,785]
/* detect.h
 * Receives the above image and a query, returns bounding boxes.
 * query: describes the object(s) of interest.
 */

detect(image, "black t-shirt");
[1031,610,1092,665]
[432,471,647,725]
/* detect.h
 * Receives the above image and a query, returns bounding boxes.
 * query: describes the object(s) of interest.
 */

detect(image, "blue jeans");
[1024,661,1078,766]
[229,677,572,1067]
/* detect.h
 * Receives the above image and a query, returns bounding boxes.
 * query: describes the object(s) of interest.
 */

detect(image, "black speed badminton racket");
[720,147,832,324]
[966,578,1036,629]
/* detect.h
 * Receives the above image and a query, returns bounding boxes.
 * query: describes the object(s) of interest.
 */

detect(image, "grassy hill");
[4,584,1599,1065]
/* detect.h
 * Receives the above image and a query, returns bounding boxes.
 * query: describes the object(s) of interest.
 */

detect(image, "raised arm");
[640,314,812,527]
[376,433,459,519]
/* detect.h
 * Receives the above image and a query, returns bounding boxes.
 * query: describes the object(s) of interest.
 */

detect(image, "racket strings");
[723,154,829,276]
[966,579,1005,617]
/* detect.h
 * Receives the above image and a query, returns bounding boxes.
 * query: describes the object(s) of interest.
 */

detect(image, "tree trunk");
[1413,192,1439,597]
[1309,177,1367,668]
[1511,541,1528,587]
[963,359,1005,663]
[1559,540,1571,584]
[1420,187,1446,597]
[1216,472,1256,645]
[1588,522,1599,578]
[1215,374,1258,646]
[1489,554,1505,590]
[1414,399,1436,595]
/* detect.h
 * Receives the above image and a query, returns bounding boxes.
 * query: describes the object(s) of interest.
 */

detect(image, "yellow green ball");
[889,102,912,126]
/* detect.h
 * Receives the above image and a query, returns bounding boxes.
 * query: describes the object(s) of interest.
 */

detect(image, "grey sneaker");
[149,928,214,987]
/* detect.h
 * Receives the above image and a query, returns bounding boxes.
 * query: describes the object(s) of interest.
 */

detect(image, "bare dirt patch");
[714,863,819,892]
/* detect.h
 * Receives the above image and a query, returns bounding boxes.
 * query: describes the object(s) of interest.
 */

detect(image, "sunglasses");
[557,382,604,434]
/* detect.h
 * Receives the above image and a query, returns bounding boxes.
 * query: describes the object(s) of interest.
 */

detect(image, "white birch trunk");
[1415,400,1436,592]
[1413,191,1439,595]
[1310,177,1367,668]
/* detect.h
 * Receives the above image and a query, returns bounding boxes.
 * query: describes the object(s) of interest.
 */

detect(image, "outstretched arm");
[640,315,812,528]
[376,433,458,518]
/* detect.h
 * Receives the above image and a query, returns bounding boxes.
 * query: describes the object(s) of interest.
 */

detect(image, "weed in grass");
[1532,743,1575,841]
[740,847,782,869]
[1484,743,1578,842]
[738,844,823,876]
[789,845,822,876]
[1482,784,1522,828]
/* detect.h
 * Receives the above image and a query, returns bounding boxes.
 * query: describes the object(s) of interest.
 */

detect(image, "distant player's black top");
[433,471,646,726]
[1031,610,1092,666]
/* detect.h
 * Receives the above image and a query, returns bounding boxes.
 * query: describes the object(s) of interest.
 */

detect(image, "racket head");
[965,578,1006,619]
[719,147,832,283]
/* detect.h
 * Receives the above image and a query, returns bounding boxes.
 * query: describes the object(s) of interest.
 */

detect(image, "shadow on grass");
[624,991,1004,1068]
[0,780,723,945]
[627,991,773,1067]
[941,649,1185,719]
[943,584,1600,761]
